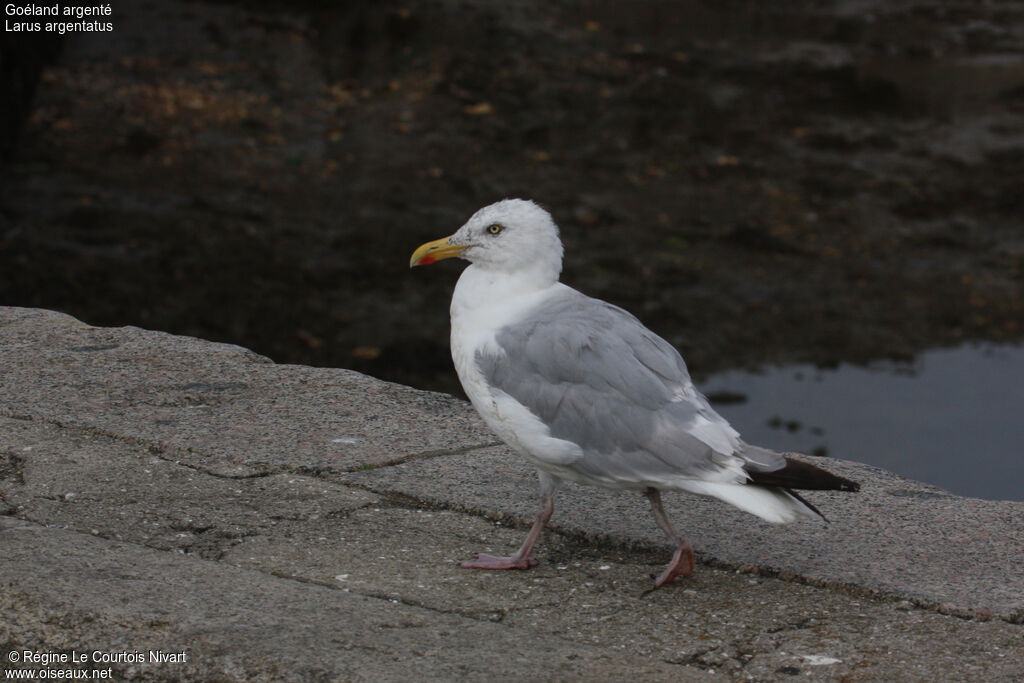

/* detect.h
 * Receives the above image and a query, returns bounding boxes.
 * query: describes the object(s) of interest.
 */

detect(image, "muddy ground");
[2,0,1023,397]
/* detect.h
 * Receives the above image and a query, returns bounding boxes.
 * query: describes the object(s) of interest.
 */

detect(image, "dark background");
[3,0,1023,399]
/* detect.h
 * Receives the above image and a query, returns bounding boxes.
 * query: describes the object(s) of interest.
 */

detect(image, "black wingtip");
[747,456,861,493]
[785,488,827,520]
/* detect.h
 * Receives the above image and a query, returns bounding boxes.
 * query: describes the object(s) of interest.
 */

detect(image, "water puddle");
[702,344,1024,501]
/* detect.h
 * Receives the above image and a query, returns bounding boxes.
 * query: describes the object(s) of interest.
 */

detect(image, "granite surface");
[2,307,1022,681]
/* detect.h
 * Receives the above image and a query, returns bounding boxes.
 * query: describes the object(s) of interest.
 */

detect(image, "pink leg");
[645,488,695,588]
[461,494,554,570]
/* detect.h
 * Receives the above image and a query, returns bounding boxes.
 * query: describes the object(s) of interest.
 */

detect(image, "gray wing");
[475,288,785,485]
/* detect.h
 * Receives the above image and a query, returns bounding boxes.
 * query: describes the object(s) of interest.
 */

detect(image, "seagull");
[410,199,859,587]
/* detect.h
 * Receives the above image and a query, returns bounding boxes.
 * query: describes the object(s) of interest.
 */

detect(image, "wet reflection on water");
[702,344,1024,501]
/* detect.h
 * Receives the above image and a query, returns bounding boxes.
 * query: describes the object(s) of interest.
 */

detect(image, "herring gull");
[410,199,859,587]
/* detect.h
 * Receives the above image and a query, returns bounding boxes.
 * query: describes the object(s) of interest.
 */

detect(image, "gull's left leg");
[461,472,558,571]
[645,487,695,587]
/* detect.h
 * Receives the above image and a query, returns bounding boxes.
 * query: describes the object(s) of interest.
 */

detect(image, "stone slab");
[4,415,1021,681]
[0,519,708,681]
[4,307,1024,680]
[0,307,494,476]
[344,447,1024,622]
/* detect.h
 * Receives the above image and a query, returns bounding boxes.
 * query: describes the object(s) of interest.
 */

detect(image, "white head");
[410,199,564,284]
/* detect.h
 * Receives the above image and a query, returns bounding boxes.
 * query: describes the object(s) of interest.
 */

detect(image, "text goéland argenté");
[6,3,113,33]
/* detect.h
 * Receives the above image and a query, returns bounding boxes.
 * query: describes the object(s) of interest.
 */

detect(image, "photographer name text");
[8,649,188,665]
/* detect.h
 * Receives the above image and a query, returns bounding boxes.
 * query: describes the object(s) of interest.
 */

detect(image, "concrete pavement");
[2,307,1022,681]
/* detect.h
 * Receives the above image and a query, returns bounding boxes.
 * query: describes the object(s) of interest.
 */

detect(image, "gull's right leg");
[645,487,695,587]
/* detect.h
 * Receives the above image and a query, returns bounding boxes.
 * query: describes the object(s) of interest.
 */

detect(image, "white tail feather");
[682,481,819,523]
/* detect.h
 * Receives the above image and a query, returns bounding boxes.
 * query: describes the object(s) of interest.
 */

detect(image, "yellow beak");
[409,236,467,267]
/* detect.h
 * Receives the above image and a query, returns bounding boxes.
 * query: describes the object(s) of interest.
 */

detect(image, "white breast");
[449,266,583,469]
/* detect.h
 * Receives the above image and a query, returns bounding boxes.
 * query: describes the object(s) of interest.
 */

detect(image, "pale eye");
[487,224,504,235]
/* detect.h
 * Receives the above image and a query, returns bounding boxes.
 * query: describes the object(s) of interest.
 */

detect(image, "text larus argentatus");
[410,199,859,587]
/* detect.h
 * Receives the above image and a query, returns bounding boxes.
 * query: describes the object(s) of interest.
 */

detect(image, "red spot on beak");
[419,255,436,265]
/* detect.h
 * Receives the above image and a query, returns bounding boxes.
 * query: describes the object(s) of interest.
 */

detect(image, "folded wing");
[475,288,776,487]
